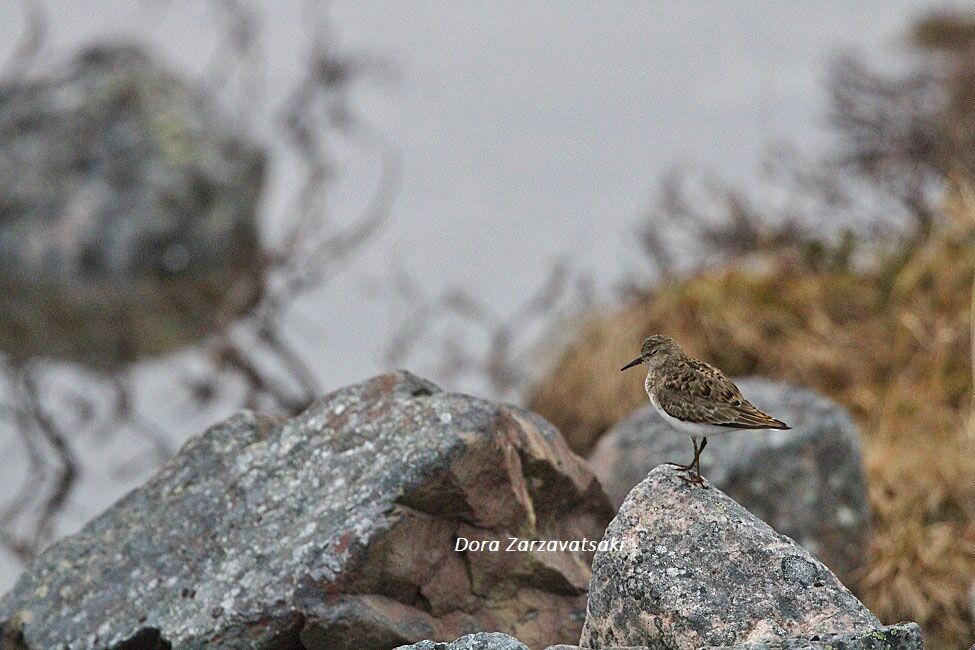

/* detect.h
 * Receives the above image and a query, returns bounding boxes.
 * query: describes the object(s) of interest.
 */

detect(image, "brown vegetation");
[530,199,975,647]
[531,16,975,647]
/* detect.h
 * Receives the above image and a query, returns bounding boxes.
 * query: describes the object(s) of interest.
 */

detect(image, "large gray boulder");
[0,45,265,369]
[588,379,870,586]
[579,466,920,649]
[0,372,613,649]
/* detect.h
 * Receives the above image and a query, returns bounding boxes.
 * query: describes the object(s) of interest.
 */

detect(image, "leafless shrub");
[0,1,395,561]
[385,11,975,423]
[634,39,972,286]
[388,13,974,405]
[386,259,593,402]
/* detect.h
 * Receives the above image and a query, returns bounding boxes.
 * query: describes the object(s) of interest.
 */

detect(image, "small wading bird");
[621,335,790,486]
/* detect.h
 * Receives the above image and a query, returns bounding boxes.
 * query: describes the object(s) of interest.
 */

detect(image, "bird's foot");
[666,461,694,471]
[678,471,708,488]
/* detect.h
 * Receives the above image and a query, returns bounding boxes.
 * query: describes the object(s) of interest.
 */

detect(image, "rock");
[551,625,923,650]
[709,622,924,649]
[0,372,613,649]
[579,466,918,649]
[970,581,975,632]
[394,632,528,650]
[545,645,650,650]
[0,45,265,369]
[588,379,870,586]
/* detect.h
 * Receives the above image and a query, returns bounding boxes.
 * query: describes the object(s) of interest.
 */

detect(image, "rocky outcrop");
[0,372,612,649]
[709,622,924,649]
[0,45,265,369]
[398,622,925,650]
[588,379,870,586]
[394,632,528,650]
[580,466,919,649]
[545,645,650,650]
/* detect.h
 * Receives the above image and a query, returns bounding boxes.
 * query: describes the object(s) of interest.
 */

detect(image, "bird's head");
[620,334,683,372]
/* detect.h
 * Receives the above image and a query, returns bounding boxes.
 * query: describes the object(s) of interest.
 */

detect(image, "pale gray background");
[0,0,956,591]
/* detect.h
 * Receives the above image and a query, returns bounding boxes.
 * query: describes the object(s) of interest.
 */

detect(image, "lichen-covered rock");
[552,624,922,650]
[0,45,265,369]
[0,372,612,649]
[579,466,913,649]
[710,622,924,649]
[588,379,870,586]
[394,632,529,650]
[545,645,650,650]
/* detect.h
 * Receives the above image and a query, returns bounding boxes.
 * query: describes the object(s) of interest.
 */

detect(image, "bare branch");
[0,3,390,564]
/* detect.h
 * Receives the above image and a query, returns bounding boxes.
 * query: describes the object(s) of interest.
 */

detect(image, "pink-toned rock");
[580,465,890,649]
[1,372,612,649]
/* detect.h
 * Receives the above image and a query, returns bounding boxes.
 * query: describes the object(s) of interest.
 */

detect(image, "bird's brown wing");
[656,360,790,429]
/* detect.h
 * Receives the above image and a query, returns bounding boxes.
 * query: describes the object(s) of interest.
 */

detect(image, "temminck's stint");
[621,335,790,486]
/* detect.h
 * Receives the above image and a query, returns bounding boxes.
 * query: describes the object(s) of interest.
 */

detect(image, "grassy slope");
[530,219,975,648]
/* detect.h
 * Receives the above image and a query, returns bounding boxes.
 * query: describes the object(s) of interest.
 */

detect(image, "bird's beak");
[620,357,642,371]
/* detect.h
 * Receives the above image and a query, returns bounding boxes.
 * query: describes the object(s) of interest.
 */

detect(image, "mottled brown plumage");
[651,355,788,429]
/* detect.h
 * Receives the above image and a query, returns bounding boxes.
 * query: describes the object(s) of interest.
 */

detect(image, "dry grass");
[529,209,975,647]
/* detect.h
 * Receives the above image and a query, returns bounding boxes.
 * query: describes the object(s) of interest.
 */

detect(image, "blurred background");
[0,1,973,647]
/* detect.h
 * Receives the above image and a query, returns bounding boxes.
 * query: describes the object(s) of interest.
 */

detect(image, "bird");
[620,334,790,486]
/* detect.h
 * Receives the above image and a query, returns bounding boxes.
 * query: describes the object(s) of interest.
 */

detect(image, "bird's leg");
[666,437,698,471]
[679,437,708,487]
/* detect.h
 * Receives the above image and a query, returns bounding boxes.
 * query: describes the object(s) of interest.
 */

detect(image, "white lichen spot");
[292,542,316,562]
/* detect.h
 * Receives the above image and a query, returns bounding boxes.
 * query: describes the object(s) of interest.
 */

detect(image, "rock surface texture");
[588,379,870,586]
[579,466,919,649]
[709,622,924,649]
[0,372,612,649]
[405,622,924,650]
[0,45,265,368]
[545,645,650,650]
[394,632,528,650]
